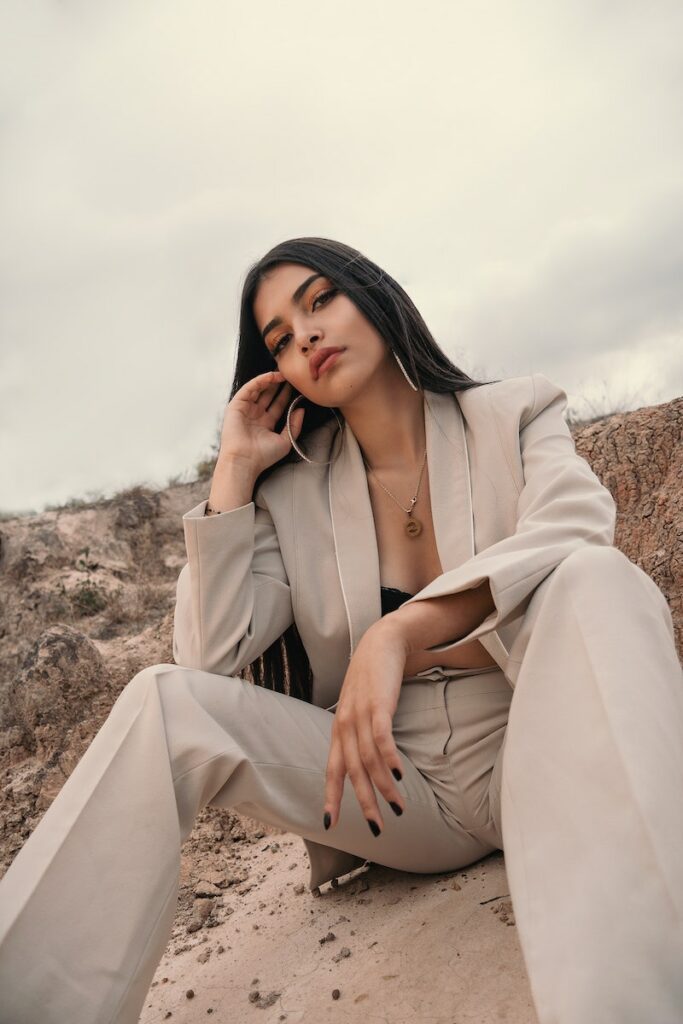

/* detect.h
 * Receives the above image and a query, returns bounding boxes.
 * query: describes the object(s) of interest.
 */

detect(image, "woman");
[1,237,681,1024]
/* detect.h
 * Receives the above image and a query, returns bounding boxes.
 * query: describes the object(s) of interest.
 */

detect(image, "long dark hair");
[229,237,500,704]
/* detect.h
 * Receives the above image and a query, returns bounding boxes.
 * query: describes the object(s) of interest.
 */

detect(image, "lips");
[310,347,345,379]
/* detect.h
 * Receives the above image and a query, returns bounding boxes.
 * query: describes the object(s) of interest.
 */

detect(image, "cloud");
[451,188,683,378]
[1,0,682,512]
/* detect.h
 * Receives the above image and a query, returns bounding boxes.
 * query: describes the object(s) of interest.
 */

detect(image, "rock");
[7,625,111,755]
[248,990,281,1009]
[194,881,222,898]
[194,900,213,921]
[571,397,682,653]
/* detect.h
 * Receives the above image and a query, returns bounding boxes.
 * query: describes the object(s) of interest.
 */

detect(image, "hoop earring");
[393,350,419,391]
[286,395,345,466]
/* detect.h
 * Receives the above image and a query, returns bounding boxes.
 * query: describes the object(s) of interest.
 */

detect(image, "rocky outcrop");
[572,397,682,653]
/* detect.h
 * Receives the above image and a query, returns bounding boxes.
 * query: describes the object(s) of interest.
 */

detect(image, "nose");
[299,331,321,353]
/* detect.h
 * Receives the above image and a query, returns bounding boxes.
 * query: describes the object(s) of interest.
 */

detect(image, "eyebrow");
[260,272,324,344]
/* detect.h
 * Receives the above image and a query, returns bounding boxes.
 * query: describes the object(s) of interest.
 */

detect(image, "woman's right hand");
[218,370,305,477]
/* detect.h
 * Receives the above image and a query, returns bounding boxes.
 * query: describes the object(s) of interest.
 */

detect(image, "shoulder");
[456,373,568,430]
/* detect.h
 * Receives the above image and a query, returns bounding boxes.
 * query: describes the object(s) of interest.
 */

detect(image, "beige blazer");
[172,372,617,888]
[173,372,617,705]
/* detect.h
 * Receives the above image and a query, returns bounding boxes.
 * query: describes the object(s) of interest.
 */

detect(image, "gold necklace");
[362,447,428,538]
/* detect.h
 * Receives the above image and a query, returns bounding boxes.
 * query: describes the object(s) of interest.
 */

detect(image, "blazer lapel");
[328,389,477,659]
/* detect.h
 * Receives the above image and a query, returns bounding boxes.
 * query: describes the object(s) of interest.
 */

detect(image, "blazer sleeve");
[172,478,294,676]
[402,372,618,653]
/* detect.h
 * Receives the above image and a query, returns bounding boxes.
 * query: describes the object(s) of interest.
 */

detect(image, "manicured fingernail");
[323,811,331,830]
[390,801,403,816]
[392,767,402,781]
[367,818,381,837]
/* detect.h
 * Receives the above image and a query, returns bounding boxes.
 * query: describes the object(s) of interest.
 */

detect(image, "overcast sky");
[1,0,682,516]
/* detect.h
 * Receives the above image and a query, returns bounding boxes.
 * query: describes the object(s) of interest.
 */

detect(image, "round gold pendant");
[405,515,422,538]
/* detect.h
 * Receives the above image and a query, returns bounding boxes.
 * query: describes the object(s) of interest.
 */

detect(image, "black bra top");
[380,585,414,616]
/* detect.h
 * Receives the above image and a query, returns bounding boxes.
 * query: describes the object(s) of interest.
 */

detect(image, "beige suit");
[1,373,682,1024]
[172,372,618,882]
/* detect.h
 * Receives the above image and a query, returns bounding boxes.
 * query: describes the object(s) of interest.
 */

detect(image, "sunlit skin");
[252,263,496,839]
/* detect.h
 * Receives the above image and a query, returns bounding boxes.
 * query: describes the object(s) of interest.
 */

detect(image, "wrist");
[216,449,256,467]
[367,614,412,658]
[207,455,258,513]
[214,452,259,484]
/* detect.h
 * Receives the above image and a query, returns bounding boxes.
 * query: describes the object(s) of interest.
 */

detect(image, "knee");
[129,662,178,686]
[120,662,245,710]
[118,662,180,704]
[550,544,632,592]
[548,545,670,615]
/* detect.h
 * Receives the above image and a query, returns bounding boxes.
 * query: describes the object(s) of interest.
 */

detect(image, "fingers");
[250,370,284,406]
[239,370,285,406]
[324,708,405,837]
[354,712,405,827]
[267,375,295,421]
[324,731,347,831]
[363,707,405,807]
[251,372,297,426]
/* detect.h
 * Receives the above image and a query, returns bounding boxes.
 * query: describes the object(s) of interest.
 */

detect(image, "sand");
[139,837,538,1023]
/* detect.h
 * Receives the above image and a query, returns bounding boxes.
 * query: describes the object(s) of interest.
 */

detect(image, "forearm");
[383,580,495,656]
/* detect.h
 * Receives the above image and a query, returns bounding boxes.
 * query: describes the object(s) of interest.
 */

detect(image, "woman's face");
[252,262,391,405]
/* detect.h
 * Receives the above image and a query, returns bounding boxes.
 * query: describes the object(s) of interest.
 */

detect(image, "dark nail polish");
[323,811,331,830]
[392,767,402,781]
[390,801,403,816]
[367,818,381,837]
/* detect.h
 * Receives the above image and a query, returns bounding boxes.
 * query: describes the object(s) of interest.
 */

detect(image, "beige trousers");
[0,545,682,1023]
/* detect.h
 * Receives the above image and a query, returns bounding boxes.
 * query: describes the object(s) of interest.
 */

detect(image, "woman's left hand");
[323,618,410,836]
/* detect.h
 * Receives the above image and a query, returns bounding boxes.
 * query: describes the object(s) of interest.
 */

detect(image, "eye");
[313,287,337,309]
[271,287,338,358]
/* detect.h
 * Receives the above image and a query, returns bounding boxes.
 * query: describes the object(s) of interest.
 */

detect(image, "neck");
[336,363,427,473]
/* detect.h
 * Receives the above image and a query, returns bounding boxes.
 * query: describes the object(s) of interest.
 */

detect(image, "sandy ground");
[139,838,538,1024]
